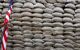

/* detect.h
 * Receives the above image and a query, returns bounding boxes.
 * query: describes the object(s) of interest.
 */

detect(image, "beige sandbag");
[23,2,34,8]
[33,42,43,47]
[21,17,31,21]
[64,27,75,31]
[54,35,64,39]
[45,3,54,9]
[73,18,80,23]
[43,23,53,26]
[12,26,22,31]
[54,39,64,43]
[25,0,36,4]
[43,18,52,22]
[64,35,74,40]
[22,26,32,30]
[32,39,44,43]
[32,31,42,34]
[56,48,65,50]
[13,3,23,7]
[64,39,75,43]
[74,23,80,27]
[44,35,53,39]
[24,38,33,42]
[43,8,53,14]
[32,27,42,31]
[13,35,23,40]
[46,0,56,3]
[12,40,23,44]
[75,9,80,13]
[53,22,63,27]
[2,8,8,14]
[43,13,53,18]
[22,22,31,26]
[23,34,33,38]
[52,12,63,17]
[64,8,75,14]
[24,47,33,50]
[44,42,54,46]
[31,18,43,22]
[43,38,54,42]
[34,3,45,8]
[76,4,80,8]
[53,7,64,13]
[32,8,43,13]
[54,43,64,48]
[64,22,73,27]
[42,27,53,31]
[34,34,44,39]
[21,12,32,16]
[63,17,72,22]
[63,43,74,48]
[75,13,80,18]
[21,8,32,12]
[32,22,42,26]
[65,3,75,9]
[36,0,47,3]
[23,30,32,34]
[52,17,62,22]
[11,13,22,17]
[54,3,65,7]
[75,28,80,32]
[53,27,64,31]
[65,48,73,50]
[56,0,66,3]
[24,42,33,47]
[11,21,22,25]
[13,44,23,47]
[13,8,21,13]
[11,31,22,35]
[43,31,53,35]
[63,13,74,18]
[32,13,42,18]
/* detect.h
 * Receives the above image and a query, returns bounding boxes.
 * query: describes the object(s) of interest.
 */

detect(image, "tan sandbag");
[32,22,42,26]
[23,34,33,38]
[21,8,32,12]
[13,44,23,47]
[32,39,44,43]
[32,31,42,34]
[21,12,33,16]
[33,42,43,47]
[56,0,66,3]
[53,7,64,13]
[13,35,23,40]
[32,8,43,13]
[43,31,53,35]
[53,22,63,27]
[43,38,54,42]
[52,17,62,22]
[43,23,53,26]
[45,3,54,9]
[53,27,64,31]
[63,17,72,22]
[76,4,80,8]
[54,43,64,48]
[63,43,74,48]
[21,17,31,21]
[44,35,53,39]
[46,0,56,3]
[54,35,64,39]
[25,0,36,4]
[32,13,42,18]
[36,0,47,3]
[43,8,53,14]
[52,12,63,17]
[44,42,53,46]
[22,26,32,30]
[64,8,75,14]
[54,39,64,43]
[42,27,53,31]
[63,13,74,18]
[12,40,23,44]
[73,18,80,23]
[43,18,52,22]
[11,13,22,17]
[34,34,44,39]
[32,27,42,31]
[13,8,21,13]
[54,3,65,7]
[24,38,33,42]
[23,2,34,8]
[13,3,23,7]
[22,22,32,26]
[23,30,32,34]
[24,42,33,47]
[75,9,80,13]
[11,21,22,25]
[65,3,75,9]
[11,31,22,35]
[64,39,75,43]
[64,22,73,27]
[34,3,45,8]
[43,13,53,18]
[75,13,80,18]
[31,18,43,22]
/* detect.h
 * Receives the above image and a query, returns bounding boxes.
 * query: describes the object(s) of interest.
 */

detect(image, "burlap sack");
[23,34,33,38]
[54,43,64,48]
[32,18,43,22]
[43,23,53,26]
[45,3,54,9]
[21,8,32,12]
[24,38,33,42]
[53,22,63,27]
[32,39,44,43]
[54,39,64,43]
[46,0,56,3]
[34,34,44,39]
[44,42,54,46]
[36,0,47,3]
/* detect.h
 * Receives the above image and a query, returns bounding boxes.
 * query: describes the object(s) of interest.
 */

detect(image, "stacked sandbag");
[21,1,35,50]
[11,1,24,50]
[31,1,45,50]
[63,1,76,50]
[74,1,80,50]
[52,4,65,50]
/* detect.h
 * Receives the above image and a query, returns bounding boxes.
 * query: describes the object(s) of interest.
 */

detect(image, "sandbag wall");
[1,0,80,50]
